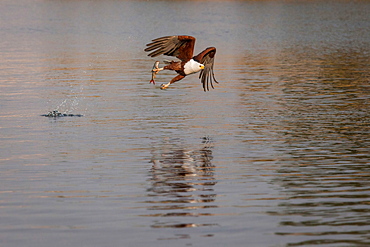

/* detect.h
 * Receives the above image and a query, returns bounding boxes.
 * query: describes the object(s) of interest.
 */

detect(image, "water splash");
[45,84,86,117]
[41,110,83,118]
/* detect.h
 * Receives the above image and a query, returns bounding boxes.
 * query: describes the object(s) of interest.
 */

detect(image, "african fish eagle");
[144,35,219,91]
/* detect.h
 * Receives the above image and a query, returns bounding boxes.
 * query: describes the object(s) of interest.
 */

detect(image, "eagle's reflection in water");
[144,137,218,231]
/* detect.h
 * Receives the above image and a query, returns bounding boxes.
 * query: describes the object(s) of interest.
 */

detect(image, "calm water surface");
[1,1,370,246]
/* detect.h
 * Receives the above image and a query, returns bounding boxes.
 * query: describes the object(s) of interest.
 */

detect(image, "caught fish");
[150,61,160,84]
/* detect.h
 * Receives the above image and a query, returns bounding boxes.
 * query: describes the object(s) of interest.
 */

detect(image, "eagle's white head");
[184,59,205,75]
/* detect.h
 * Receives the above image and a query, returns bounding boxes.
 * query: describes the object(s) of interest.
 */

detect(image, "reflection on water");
[145,137,217,231]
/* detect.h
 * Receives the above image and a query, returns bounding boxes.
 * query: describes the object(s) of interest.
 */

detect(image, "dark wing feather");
[144,35,195,62]
[193,47,219,91]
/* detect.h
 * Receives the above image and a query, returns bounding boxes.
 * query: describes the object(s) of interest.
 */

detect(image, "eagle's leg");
[160,74,185,90]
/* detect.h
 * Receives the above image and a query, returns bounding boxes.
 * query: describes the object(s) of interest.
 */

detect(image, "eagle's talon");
[160,84,169,90]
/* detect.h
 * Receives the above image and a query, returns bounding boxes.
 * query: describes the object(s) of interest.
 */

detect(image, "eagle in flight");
[144,35,219,91]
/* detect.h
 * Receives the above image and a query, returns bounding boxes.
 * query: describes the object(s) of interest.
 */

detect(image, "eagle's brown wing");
[144,35,195,62]
[193,47,219,91]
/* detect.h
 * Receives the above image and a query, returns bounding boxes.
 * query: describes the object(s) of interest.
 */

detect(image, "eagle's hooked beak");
[200,65,205,70]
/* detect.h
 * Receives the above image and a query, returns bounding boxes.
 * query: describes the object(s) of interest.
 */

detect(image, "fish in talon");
[150,61,160,84]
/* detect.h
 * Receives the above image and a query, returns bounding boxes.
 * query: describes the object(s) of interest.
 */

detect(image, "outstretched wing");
[193,47,219,91]
[144,35,195,62]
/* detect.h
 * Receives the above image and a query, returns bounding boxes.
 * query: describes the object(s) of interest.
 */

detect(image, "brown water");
[1,1,370,246]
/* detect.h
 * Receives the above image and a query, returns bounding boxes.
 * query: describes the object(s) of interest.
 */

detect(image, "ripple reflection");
[143,137,217,230]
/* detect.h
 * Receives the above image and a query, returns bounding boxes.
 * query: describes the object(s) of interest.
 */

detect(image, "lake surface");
[1,0,370,246]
